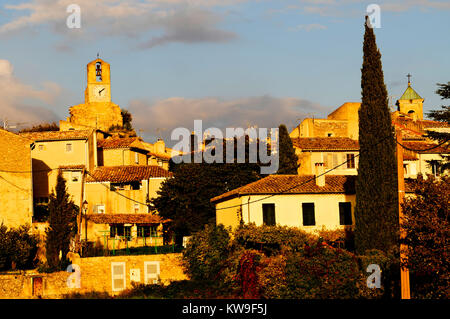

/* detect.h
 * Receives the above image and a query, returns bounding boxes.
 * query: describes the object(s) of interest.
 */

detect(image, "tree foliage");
[0,224,39,271]
[355,18,399,255]
[401,174,449,299]
[153,138,262,238]
[277,124,299,174]
[45,172,78,270]
[19,122,59,133]
[182,224,231,282]
[152,161,260,239]
[426,82,450,172]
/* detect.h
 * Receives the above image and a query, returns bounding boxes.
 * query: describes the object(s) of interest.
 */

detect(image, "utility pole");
[396,128,411,299]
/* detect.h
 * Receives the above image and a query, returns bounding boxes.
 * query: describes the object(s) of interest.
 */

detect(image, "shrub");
[0,224,39,271]
[283,241,360,299]
[356,249,393,299]
[182,223,231,282]
[233,223,314,256]
[257,254,288,299]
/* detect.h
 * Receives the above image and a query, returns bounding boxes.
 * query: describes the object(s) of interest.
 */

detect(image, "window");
[137,225,157,238]
[134,204,140,213]
[38,144,45,151]
[262,203,276,226]
[144,261,160,285]
[111,262,126,291]
[110,225,131,239]
[346,154,355,169]
[324,153,337,169]
[135,152,139,164]
[327,133,333,137]
[93,204,105,214]
[339,202,352,226]
[302,203,315,226]
[65,143,73,152]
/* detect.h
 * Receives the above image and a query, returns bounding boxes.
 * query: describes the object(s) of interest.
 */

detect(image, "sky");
[0,0,449,145]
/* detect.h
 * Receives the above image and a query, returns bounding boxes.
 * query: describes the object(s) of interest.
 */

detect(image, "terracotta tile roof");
[97,137,141,149]
[291,137,359,151]
[420,120,450,128]
[20,130,91,141]
[86,165,172,183]
[402,141,449,154]
[59,165,86,170]
[403,151,418,161]
[211,175,357,203]
[86,213,171,224]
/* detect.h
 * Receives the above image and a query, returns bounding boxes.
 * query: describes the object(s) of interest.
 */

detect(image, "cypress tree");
[45,172,78,270]
[277,124,299,174]
[355,18,399,254]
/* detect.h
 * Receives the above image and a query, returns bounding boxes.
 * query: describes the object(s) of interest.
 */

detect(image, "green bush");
[233,223,315,255]
[182,223,231,282]
[283,241,360,299]
[0,224,39,271]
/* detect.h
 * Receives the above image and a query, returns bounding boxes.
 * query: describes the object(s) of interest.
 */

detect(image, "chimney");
[315,163,325,187]
[155,138,165,154]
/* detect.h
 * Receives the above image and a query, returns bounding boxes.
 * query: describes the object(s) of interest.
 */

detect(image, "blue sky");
[0,0,449,144]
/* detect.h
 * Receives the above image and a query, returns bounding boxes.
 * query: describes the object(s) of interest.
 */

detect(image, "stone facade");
[0,130,33,228]
[0,253,187,298]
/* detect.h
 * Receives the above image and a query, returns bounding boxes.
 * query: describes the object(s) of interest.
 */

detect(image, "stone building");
[0,129,34,228]
[290,81,449,176]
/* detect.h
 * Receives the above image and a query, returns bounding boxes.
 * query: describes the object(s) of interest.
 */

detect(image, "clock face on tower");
[91,85,109,102]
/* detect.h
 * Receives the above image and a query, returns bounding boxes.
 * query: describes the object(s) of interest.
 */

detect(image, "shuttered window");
[144,261,160,285]
[111,262,126,291]
[302,203,316,226]
[262,204,276,226]
[339,202,353,225]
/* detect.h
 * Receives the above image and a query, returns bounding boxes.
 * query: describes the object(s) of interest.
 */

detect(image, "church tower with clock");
[60,57,123,131]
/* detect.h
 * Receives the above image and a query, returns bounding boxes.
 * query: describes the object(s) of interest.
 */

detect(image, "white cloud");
[0,59,60,126]
[0,0,243,49]
[127,95,325,144]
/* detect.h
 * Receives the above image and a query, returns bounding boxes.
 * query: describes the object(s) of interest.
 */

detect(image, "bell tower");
[396,74,424,120]
[85,58,112,103]
[60,56,123,132]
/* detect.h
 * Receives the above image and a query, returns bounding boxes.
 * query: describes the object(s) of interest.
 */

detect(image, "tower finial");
[407,73,412,86]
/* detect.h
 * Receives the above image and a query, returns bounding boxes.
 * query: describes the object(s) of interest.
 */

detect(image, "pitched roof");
[86,165,172,183]
[211,175,357,203]
[399,85,423,100]
[86,213,171,224]
[402,141,449,154]
[291,137,359,151]
[19,130,91,141]
[97,137,141,149]
[59,165,86,170]
[148,152,172,160]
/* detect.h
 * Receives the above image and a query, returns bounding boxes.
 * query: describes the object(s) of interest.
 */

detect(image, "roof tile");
[292,137,359,151]
[86,165,172,183]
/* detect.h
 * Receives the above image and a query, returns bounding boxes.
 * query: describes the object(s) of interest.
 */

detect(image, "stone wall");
[0,253,187,299]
